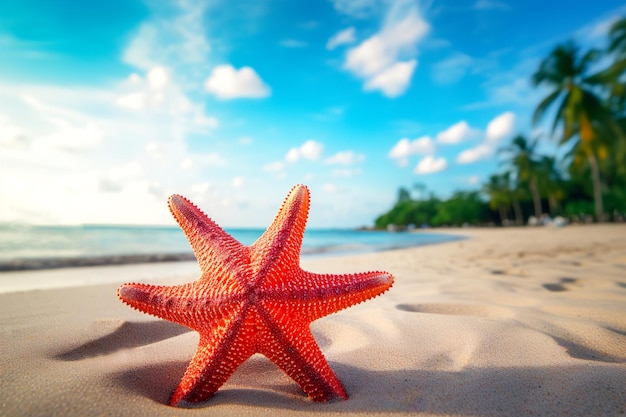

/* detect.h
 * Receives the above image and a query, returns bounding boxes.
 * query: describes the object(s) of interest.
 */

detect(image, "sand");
[1,224,625,417]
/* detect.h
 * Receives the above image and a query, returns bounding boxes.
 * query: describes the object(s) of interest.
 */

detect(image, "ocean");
[0,224,462,271]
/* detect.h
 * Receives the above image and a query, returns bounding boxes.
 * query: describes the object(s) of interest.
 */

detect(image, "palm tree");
[396,186,412,203]
[483,172,524,226]
[532,41,620,221]
[483,174,510,225]
[499,134,543,219]
[536,155,565,216]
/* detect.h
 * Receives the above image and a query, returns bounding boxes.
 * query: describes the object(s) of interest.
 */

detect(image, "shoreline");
[1,224,625,416]
[0,229,464,273]
[0,252,197,272]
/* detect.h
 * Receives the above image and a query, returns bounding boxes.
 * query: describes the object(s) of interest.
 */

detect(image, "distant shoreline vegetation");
[377,17,626,229]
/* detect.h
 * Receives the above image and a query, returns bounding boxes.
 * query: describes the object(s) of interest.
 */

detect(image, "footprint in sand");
[488,268,527,276]
[542,277,579,292]
[396,303,513,319]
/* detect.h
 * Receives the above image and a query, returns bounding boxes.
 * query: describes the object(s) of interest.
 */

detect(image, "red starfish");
[117,184,393,406]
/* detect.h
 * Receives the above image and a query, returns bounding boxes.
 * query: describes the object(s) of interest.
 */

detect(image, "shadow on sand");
[55,320,190,361]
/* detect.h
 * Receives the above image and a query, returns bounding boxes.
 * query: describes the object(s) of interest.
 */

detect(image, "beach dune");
[1,224,625,416]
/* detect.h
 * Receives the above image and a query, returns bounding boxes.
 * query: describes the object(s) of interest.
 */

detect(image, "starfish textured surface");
[117,184,394,406]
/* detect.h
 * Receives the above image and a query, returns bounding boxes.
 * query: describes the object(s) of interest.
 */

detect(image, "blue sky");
[1,0,625,228]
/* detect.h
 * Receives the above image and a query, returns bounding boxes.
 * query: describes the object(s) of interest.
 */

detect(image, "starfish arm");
[263,270,393,322]
[250,185,309,283]
[169,194,248,278]
[117,282,243,330]
[169,308,258,406]
[256,304,347,401]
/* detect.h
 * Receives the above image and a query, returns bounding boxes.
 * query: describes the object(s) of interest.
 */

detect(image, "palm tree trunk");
[548,193,559,216]
[512,198,524,225]
[585,149,604,222]
[498,206,507,226]
[529,178,542,218]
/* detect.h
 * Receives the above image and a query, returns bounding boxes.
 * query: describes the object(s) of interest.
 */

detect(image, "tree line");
[376,17,626,229]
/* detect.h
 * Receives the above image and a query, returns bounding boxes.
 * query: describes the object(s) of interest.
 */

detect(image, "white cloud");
[285,148,300,163]
[192,112,219,129]
[485,111,515,143]
[364,60,417,97]
[101,160,143,187]
[0,114,26,147]
[180,152,226,171]
[285,140,324,162]
[327,27,356,50]
[232,176,244,187]
[146,66,169,89]
[330,0,380,18]
[456,112,516,164]
[32,122,104,153]
[436,121,480,144]
[325,150,365,165]
[343,1,429,98]
[431,52,474,84]
[414,155,447,174]
[345,36,390,78]
[457,144,492,164]
[389,136,435,166]
[323,183,342,193]
[115,67,204,121]
[116,92,144,110]
[204,65,271,99]
[345,15,427,77]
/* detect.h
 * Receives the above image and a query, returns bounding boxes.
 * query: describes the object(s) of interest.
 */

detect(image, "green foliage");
[374,198,438,229]
[432,192,487,226]
[564,200,595,217]
[374,190,490,228]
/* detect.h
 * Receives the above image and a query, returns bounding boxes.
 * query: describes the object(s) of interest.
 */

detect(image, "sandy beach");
[1,224,625,417]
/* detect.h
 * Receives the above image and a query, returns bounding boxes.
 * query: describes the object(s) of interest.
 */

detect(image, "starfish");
[117,184,393,406]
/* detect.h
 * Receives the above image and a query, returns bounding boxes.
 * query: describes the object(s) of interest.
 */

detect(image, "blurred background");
[1,0,625,231]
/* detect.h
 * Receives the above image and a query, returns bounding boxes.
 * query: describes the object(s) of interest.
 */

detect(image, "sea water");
[0,223,462,270]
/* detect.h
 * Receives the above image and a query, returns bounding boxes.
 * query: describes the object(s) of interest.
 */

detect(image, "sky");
[1,0,625,228]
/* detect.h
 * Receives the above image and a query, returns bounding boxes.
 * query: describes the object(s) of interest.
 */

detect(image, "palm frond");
[608,17,626,55]
[532,89,561,125]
